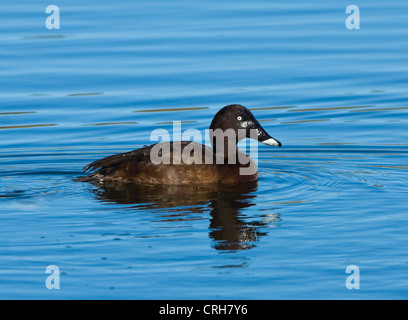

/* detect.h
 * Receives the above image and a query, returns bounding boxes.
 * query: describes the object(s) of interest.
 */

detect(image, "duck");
[76,104,281,185]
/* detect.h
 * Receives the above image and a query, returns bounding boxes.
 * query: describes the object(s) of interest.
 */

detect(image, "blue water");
[1,0,408,299]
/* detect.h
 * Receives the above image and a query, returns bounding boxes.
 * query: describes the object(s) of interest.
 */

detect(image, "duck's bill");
[247,119,282,147]
[256,125,282,147]
[261,137,282,147]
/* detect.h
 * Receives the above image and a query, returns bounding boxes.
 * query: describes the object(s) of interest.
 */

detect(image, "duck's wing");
[81,141,206,173]
[82,145,154,173]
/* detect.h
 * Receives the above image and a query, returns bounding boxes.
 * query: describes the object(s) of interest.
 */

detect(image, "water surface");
[1,0,408,299]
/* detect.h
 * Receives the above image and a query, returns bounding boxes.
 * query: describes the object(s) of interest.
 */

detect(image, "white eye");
[237,116,242,121]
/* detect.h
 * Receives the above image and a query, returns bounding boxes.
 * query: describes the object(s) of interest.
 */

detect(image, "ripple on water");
[1,0,408,298]
[259,145,408,206]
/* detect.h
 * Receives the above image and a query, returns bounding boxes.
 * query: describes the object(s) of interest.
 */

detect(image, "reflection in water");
[208,189,267,251]
[0,124,57,130]
[133,107,209,113]
[88,181,274,251]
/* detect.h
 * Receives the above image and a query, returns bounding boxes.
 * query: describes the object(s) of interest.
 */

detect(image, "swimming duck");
[76,104,281,185]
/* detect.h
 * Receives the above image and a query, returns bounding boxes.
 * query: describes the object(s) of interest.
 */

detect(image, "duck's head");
[209,104,282,149]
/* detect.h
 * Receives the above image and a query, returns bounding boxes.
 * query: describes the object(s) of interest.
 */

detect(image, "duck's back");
[76,141,257,185]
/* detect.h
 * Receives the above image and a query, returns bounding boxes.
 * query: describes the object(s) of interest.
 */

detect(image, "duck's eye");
[237,116,242,121]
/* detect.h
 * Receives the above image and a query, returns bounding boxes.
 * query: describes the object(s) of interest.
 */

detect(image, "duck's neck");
[210,129,239,160]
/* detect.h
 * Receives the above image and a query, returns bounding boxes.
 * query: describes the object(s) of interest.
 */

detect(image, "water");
[1,0,408,299]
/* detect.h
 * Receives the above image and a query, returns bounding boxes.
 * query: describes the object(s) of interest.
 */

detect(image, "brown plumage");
[76,104,281,185]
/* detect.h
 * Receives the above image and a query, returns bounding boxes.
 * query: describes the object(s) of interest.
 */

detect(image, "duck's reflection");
[89,181,276,251]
